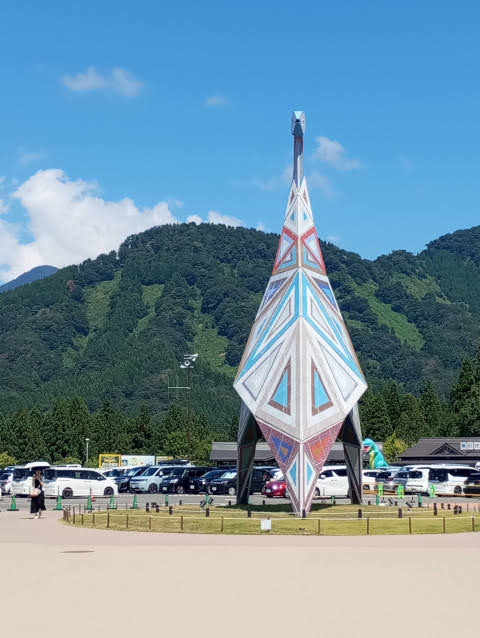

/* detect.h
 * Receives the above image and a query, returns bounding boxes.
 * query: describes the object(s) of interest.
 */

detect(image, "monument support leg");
[236,401,262,505]
[340,404,363,505]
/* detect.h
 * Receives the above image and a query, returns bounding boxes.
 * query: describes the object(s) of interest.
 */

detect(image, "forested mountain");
[0,265,58,293]
[1,222,480,459]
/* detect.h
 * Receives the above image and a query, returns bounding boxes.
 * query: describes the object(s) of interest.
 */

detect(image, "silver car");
[129,466,176,494]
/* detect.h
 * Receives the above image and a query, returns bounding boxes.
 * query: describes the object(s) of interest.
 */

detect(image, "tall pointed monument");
[233,111,367,516]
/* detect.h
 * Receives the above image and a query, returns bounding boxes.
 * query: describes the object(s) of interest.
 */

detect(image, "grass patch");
[133,284,164,336]
[354,282,424,350]
[65,504,480,536]
[192,298,237,379]
[84,272,121,331]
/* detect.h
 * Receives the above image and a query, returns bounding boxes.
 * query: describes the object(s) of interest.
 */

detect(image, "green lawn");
[64,504,480,536]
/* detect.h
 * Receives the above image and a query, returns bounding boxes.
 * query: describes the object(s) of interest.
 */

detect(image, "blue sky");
[1,1,479,282]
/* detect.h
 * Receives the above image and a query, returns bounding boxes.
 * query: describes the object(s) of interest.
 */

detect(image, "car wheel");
[228,486,236,496]
[284,490,289,499]
[454,486,462,495]
[104,487,114,497]
[176,485,184,494]
[62,488,73,498]
[148,484,158,493]
[314,488,320,497]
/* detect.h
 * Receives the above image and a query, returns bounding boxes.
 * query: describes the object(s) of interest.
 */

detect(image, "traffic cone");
[8,494,18,511]
[55,495,62,510]
[108,495,116,510]
[90,487,95,502]
[86,495,93,511]
[130,494,138,510]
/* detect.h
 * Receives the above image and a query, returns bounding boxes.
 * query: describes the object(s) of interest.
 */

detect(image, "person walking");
[30,469,46,519]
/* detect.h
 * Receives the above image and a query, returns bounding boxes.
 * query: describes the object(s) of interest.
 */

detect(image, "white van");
[12,461,50,496]
[43,467,118,498]
[315,465,349,497]
[406,465,478,495]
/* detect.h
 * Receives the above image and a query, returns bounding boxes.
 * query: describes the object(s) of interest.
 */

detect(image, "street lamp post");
[180,354,198,459]
[85,438,90,466]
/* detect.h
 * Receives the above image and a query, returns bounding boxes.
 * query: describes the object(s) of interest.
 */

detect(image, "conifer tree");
[397,394,426,445]
[420,380,444,436]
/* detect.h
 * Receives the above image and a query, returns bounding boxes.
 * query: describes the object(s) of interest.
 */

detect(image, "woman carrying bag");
[30,469,46,519]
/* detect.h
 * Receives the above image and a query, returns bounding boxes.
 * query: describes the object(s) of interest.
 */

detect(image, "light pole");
[85,438,90,466]
[180,354,198,459]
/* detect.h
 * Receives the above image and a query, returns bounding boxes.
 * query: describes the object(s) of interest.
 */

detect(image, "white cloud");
[313,136,360,171]
[186,214,202,224]
[0,198,9,215]
[207,211,242,227]
[307,171,335,199]
[62,67,143,97]
[256,222,268,232]
[0,176,6,188]
[247,165,291,191]
[326,235,341,245]
[0,169,177,282]
[205,95,229,108]
[17,148,47,166]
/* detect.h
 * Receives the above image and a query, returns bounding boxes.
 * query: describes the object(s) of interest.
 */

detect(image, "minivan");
[314,466,349,497]
[12,461,50,496]
[44,467,118,498]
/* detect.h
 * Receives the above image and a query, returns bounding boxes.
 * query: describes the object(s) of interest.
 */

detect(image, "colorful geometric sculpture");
[234,111,368,516]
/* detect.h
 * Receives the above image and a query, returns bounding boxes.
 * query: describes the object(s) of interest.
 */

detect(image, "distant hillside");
[0,265,58,293]
[1,223,480,429]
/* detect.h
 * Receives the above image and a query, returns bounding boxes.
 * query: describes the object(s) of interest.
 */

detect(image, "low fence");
[63,507,480,536]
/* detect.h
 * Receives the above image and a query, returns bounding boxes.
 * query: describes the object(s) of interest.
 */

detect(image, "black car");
[161,467,212,494]
[101,468,131,492]
[187,468,233,494]
[208,467,275,496]
[464,472,480,496]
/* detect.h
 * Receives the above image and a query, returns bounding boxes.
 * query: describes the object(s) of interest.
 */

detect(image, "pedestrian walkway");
[1,512,478,637]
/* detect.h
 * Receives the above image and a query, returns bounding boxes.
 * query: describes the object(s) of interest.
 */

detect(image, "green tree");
[420,380,445,436]
[360,391,392,441]
[383,381,402,428]
[382,433,408,464]
[0,451,16,466]
[396,394,426,445]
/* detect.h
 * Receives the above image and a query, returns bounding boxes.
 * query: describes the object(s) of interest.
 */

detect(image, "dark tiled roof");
[399,437,480,459]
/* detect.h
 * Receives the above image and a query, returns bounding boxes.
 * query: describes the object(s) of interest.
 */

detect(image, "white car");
[44,467,118,498]
[0,470,13,495]
[12,461,51,496]
[315,466,349,497]
[362,469,386,491]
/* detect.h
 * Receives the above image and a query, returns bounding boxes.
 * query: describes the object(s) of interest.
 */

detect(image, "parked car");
[208,467,275,496]
[43,467,118,498]
[314,466,349,497]
[362,469,386,491]
[101,467,131,493]
[129,466,180,493]
[161,467,212,494]
[0,470,13,495]
[463,472,480,497]
[12,461,51,496]
[375,469,404,493]
[263,478,287,497]
[186,469,231,494]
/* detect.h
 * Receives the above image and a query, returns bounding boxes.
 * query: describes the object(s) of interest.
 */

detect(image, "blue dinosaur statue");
[363,438,389,469]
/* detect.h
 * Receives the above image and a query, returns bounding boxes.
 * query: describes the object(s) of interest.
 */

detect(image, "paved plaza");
[0,510,478,638]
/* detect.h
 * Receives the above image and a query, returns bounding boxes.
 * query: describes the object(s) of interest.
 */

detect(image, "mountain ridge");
[0,265,58,293]
[1,222,480,428]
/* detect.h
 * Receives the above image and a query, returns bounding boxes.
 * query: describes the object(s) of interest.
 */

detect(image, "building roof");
[399,437,480,460]
[210,441,382,464]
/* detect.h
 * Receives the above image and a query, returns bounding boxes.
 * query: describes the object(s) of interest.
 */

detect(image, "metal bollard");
[358,509,363,519]
[205,507,210,518]
[398,508,403,519]
[155,505,159,513]
[433,503,438,516]
[247,509,252,518]
[146,502,150,513]
[168,506,173,516]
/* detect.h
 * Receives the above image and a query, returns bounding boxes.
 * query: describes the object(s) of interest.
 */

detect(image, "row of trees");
[0,399,219,466]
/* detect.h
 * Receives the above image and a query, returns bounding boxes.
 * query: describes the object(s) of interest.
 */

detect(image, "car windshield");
[0,472,10,479]
[220,472,236,479]
[125,467,142,476]
[201,471,220,479]
[170,468,185,477]
[142,467,159,476]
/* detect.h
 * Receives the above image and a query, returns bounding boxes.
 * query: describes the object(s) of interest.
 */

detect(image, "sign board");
[156,455,174,464]
[121,455,155,467]
[377,483,384,497]
[99,454,121,468]
[260,519,272,532]
[396,484,404,498]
